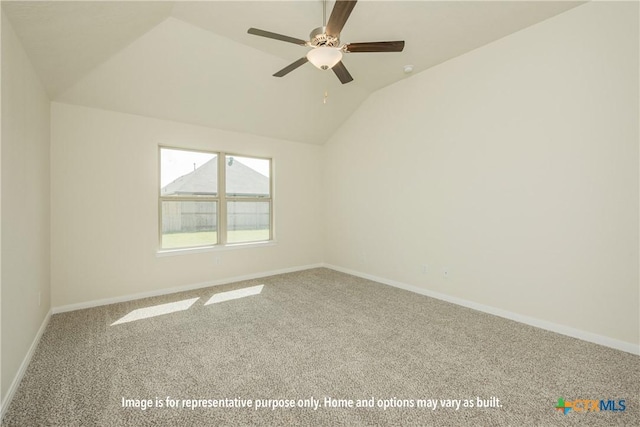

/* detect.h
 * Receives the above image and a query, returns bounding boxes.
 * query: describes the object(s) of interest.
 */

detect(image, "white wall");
[51,103,324,308]
[324,2,639,346]
[1,13,51,401]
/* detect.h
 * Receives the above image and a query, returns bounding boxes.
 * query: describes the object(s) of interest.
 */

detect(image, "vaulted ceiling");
[2,1,583,144]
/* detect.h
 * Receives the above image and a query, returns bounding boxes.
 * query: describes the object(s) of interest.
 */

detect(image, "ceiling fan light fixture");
[307,47,342,70]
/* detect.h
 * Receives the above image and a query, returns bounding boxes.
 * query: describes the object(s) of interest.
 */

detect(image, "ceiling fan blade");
[345,41,405,53]
[326,0,358,37]
[248,28,308,46]
[273,57,309,77]
[332,61,353,84]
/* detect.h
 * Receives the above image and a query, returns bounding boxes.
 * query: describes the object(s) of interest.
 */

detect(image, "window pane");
[227,201,270,243]
[162,201,217,248]
[161,148,217,197]
[225,155,270,197]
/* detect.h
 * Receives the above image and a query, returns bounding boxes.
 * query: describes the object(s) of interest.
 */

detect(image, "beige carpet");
[2,268,638,426]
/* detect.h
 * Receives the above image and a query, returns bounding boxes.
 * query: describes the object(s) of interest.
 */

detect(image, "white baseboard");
[52,263,324,314]
[1,309,52,421]
[323,263,640,356]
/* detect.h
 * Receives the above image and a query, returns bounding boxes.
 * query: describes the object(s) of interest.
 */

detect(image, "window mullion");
[218,152,227,245]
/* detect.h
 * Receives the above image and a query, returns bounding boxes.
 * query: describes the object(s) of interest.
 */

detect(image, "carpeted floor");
[2,268,638,426]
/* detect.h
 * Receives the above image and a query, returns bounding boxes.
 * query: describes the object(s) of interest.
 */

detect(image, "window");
[225,155,271,244]
[159,147,272,250]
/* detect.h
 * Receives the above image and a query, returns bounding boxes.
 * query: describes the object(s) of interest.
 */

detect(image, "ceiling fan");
[247,0,405,84]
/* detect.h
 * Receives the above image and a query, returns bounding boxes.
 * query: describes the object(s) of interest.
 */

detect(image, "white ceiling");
[2,1,583,144]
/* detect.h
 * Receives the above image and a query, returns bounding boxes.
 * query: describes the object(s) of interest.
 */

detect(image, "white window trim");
[156,240,277,257]
[158,146,274,252]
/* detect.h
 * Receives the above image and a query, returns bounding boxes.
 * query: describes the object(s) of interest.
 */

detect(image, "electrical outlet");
[443,268,449,278]
[214,256,222,265]
[38,291,41,307]
[421,264,428,274]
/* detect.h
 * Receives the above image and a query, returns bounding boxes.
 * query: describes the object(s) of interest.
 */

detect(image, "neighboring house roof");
[162,157,269,197]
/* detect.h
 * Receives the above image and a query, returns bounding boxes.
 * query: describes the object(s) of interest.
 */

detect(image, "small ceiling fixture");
[307,47,343,70]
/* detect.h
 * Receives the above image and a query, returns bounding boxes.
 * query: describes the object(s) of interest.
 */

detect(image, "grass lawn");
[162,229,269,249]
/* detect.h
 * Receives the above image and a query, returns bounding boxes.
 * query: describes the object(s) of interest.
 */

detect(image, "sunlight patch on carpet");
[205,285,264,305]
[111,297,200,325]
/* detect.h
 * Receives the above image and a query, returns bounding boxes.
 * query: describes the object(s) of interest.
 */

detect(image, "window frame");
[158,146,273,251]
[222,153,273,245]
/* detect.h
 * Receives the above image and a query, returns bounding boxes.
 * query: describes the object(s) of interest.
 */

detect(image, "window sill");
[156,241,277,257]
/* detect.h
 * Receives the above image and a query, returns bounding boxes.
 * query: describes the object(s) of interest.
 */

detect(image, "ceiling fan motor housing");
[309,26,340,48]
